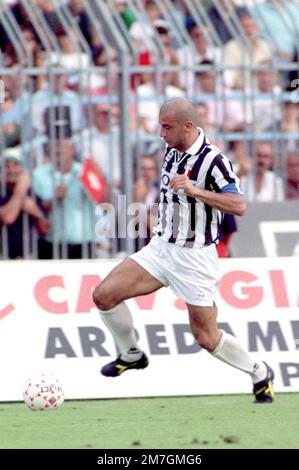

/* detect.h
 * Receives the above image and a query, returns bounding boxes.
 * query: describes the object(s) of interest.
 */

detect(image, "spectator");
[133,154,160,243]
[87,47,120,97]
[177,24,221,91]
[252,1,299,62]
[1,83,21,149]
[0,148,49,259]
[223,10,272,89]
[81,103,121,188]
[246,65,282,132]
[35,0,67,36]
[49,31,90,90]
[129,0,160,56]
[139,153,159,191]
[10,1,32,30]
[226,138,253,179]
[1,71,31,144]
[32,139,98,259]
[31,71,83,135]
[154,19,180,88]
[33,47,48,91]
[241,142,285,202]
[20,26,40,61]
[193,61,247,132]
[195,102,224,150]
[281,101,299,152]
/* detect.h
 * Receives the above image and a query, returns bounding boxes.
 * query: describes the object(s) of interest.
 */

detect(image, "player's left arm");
[170,175,246,216]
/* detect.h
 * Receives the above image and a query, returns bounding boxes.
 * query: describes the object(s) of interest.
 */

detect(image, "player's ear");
[185,120,193,131]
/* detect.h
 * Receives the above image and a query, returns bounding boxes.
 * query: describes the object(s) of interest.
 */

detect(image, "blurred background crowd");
[0,0,298,260]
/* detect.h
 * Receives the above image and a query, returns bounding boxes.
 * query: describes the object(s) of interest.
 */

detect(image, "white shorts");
[130,235,220,306]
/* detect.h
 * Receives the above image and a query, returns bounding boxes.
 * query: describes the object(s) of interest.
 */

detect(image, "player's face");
[159,111,186,151]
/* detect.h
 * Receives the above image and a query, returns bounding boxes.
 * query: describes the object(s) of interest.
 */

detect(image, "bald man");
[93,98,274,403]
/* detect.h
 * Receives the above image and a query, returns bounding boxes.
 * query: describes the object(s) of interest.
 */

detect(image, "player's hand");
[170,175,196,197]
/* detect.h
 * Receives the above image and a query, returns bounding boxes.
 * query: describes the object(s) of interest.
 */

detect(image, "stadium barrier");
[0,256,298,401]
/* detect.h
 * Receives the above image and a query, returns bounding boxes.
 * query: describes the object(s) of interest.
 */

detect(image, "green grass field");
[1,394,299,449]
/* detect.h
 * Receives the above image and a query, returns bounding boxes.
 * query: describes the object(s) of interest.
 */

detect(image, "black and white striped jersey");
[153,128,243,248]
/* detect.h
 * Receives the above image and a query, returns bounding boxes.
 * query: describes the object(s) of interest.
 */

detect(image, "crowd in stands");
[0,0,299,260]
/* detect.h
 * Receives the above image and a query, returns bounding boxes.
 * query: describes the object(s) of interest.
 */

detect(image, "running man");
[92,97,274,403]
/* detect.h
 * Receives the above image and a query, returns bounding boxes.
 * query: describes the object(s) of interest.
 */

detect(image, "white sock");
[100,302,142,362]
[211,331,267,383]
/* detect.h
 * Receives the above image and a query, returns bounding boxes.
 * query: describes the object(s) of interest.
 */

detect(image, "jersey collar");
[185,127,205,155]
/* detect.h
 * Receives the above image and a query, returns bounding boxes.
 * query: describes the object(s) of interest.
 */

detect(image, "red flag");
[80,158,108,203]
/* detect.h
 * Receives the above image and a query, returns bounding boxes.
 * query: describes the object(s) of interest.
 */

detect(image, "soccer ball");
[23,373,64,411]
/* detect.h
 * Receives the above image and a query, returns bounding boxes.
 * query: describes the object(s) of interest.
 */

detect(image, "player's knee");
[92,284,116,311]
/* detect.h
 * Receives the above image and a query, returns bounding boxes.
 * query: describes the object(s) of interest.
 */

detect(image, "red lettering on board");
[34,275,69,314]
[220,271,263,308]
[75,275,102,313]
[269,270,290,307]
[133,292,157,310]
[0,303,15,320]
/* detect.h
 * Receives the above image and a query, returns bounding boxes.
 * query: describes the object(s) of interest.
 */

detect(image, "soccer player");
[92,97,274,403]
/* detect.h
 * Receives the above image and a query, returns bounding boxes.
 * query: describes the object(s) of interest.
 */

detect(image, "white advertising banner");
[0,257,298,401]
